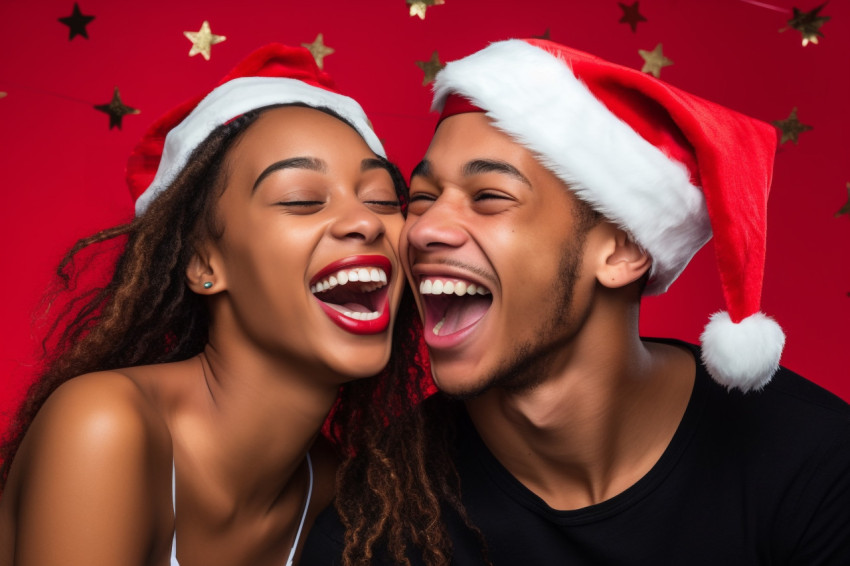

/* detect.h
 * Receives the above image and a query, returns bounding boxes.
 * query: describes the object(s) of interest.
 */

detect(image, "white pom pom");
[700,311,786,392]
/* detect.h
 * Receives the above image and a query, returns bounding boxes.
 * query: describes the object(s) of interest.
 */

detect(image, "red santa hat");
[126,43,384,215]
[433,38,784,392]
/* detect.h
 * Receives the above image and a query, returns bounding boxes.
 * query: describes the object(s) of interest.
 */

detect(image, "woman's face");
[205,106,405,381]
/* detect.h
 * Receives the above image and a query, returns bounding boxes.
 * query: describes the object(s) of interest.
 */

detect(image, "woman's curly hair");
[0,103,484,566]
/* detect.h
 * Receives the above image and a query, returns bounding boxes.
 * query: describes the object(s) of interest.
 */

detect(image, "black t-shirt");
[302,340,850,565]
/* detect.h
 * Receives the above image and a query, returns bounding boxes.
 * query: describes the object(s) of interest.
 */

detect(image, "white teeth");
[419,278,491,296]
[433,317,445,335]
[343,310,380,321]
[311,267,388,294]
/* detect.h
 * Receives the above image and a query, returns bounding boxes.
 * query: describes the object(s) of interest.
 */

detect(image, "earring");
[203,281,213,289]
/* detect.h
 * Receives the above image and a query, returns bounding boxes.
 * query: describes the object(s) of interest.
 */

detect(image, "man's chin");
[432,369,495,401]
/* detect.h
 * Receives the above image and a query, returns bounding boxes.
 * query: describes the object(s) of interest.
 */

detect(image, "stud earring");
[203,281,213,289]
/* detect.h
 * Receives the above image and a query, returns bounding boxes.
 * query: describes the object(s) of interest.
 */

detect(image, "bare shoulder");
[1,370,174,565]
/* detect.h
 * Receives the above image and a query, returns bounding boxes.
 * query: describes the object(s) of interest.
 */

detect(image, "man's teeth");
[311,267,388,294]
[419,279,491,296]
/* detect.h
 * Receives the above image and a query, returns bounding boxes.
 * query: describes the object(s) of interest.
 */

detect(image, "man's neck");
[464,336,695,511]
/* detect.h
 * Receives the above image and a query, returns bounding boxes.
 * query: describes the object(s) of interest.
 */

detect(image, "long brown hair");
[0,104,475,566]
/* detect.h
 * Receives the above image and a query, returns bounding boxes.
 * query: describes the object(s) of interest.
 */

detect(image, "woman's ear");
[596,229,651,289]
[185,244,226,294]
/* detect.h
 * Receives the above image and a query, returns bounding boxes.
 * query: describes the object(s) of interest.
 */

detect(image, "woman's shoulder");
[2,369,178,563]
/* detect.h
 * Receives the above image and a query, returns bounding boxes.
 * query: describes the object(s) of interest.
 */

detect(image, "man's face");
[401,112,603,397]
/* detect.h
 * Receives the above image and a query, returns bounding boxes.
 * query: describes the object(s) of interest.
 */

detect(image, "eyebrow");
[463,159,531,188]
[409,158,531,188]
[410,159,432,181]
[361,157,392,175]
[252,157,327,192]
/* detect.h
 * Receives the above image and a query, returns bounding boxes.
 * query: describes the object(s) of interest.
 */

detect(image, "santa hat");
[432,39,784,392]
[126,43,384,215]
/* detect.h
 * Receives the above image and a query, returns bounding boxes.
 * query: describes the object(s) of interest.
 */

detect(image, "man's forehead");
[420,113,534,172]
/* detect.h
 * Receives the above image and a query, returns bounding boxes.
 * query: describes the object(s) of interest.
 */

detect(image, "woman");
[0,44,418,565]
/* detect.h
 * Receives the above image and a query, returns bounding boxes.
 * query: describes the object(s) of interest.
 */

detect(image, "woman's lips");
[311,255,394,335]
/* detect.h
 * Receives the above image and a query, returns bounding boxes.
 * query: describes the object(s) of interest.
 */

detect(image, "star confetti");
[638,43,672,78]
[782,3,830,46]
[771,107,813,144]
[58,2,95,41]
[407,0,445,20]
[184,21,226,61]
[619,2,647,33]
[836,183,850,218]
[416,51,445,85]
[0,92,6,99]
[93,87,139,130]
[302,33,335,70]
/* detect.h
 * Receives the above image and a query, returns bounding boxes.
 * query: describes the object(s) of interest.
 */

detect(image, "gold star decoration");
[782,3,830,46]
[58,2,95,41]
[407,0,445,20]
[771,107,813,145]
[638,43,672,78]
[184,21,226,61]
[835,183,850,218]
[415,51,445,86]
[533,28,551,40]
[301,33,335,70]
[0,92,6,99]
[619,2,647,33]
[93,87,139,130]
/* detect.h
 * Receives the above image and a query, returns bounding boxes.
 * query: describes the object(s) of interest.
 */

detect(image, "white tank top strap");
[170,453,313,566]
[285,452,314,566]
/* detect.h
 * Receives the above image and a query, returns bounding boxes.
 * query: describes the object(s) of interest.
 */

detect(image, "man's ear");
[596,228,651,289]
[185,244,227,294]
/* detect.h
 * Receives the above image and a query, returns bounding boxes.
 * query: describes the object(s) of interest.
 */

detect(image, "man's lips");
[311,255,393,335]
[415,273,493,343]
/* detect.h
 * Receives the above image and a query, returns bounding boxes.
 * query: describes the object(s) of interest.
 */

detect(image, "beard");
[446,236,590,400]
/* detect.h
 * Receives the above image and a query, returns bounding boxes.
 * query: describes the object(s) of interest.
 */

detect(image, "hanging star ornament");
[94,87,140,130]
[407,0,445,20]
[836,183,850,218]
[771,107,813,144]
[619,2,647,33]
[416,51,445,86]
[184,21,226,61]
[638,43,672,78]
[58,2,95,41]
[301,33,335,70]
[781,3,831,46]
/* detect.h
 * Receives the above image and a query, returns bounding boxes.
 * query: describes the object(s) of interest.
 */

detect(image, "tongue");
[435,295,490,336]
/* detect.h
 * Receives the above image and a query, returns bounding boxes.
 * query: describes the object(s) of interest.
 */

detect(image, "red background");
[1,0,848,436]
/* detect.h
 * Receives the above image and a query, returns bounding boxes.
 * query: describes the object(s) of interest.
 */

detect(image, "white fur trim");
[432,40,712,295]
[135,76,385,216]
[700,311,785,392]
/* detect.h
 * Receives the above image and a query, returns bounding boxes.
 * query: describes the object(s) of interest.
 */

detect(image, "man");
[303,39,850,565]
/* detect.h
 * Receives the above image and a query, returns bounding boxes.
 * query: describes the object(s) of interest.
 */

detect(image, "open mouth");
[310,255,393,335]
[419,277,492,338]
